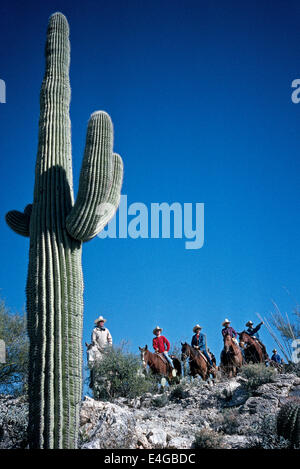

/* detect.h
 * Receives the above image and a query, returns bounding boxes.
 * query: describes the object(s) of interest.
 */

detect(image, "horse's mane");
[240,330,256,344]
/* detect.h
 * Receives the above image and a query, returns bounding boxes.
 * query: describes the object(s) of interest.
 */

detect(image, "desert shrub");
[169,384,188,401]
[92,345,157,401]
[151,394,169,408]
[248,414,290,449]
[193,428,225,449]
[218,408,240,435]
[0,395,28,448]
[240,364,276,390]
[0,299,29,396]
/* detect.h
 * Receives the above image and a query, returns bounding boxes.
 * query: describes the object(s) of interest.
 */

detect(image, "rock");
[147,429,167,447]
[223,434,249,449]
[80,398,136,449]
[240,396,278,415]
[167,436,191,449]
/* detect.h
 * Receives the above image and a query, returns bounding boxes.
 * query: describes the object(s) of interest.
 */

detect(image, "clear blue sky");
[1,0,300,370]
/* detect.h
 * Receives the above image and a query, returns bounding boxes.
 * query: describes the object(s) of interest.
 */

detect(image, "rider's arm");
[92,328,97,345]
[106,329,112,346]
[202,333,208,351]
[252,323,262,334]
[164,336,170,352]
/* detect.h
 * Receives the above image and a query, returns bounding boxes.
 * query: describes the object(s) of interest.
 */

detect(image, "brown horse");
[239,331,269,364]
[220,334,243,377]
[181,343,217,381]
[139,345,181,383]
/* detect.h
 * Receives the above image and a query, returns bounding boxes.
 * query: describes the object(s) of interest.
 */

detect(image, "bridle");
[140,349,147,369]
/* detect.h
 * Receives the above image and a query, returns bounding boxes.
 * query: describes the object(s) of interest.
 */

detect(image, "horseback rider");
[152,326,174,369]
[191,324,215,369]
[221,319,238,342]
[91,315,113,361]
[222,319,246,363]
[271,349,283,364]
[245,320,268,358]
[246,320,263,339]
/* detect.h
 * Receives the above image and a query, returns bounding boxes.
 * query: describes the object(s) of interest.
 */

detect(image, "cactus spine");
[277,399,300,448]
[5,12,123,448]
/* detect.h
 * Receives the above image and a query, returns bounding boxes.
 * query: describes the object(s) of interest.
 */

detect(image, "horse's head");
[139,345,148,368]
[223,333,233,352]
[181,342,190,361]
[238,331,250,347]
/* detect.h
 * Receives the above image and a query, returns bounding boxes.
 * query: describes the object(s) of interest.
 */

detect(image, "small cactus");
[277,398,300,448]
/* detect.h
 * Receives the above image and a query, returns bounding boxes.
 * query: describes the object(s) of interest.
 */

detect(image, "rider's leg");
[202,349,214,367]
[163,351,174,368]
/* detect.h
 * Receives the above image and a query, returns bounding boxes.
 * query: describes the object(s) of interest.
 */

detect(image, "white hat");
[193,324,202,333]
[222,318,231,326]
[272,349,277,353]
[94,315,107,324]
[153,325,163,335]
[246,320,253,327]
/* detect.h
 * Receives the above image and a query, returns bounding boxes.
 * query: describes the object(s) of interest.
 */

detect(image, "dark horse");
[139,345,181,383]
[239,331,269,364]
[220,334,243,377]
[181,342,217,381]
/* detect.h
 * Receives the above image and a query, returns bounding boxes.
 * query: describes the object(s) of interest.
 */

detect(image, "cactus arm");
[5,204,32,237]
[66,111,123,242]
[91,152,123,235]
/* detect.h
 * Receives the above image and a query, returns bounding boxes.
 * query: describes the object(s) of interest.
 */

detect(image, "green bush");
[218,408,240,435]
[151,394,169,408]
[92,344,157,401]
[193,428,225,449]
[240,364,276,390]
[0,299,29,396]
[169,384,188,401]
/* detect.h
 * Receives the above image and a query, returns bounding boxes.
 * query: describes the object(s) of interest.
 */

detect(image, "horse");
[238,331,269,364]
[139,345,181,384]
[181,342,217,381]
[220,334,243,377]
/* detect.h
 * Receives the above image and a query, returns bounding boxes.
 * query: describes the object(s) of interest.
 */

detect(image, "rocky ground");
[79,371,300,449]
[1,369,300,449]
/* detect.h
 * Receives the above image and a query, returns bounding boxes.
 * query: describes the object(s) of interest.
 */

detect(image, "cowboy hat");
[272,349,277,353]
[222,318,231,326]
[193,324,202,332]
[94,315,107,324]
[246,320,253,327]
[153,325,162,335]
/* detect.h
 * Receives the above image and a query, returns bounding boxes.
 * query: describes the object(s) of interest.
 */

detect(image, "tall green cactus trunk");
[5,12,123,449]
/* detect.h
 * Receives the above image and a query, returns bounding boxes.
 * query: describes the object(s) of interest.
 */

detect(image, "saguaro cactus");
[5,12,123,448]
[277,399,300,448]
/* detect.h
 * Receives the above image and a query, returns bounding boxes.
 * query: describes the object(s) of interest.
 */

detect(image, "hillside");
[1,367,300,449]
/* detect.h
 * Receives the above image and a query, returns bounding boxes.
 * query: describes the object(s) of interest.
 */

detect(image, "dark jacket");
[271,353,281,363]
[222,326,237,339]
[247,322,263,339]
[191,332,207,351]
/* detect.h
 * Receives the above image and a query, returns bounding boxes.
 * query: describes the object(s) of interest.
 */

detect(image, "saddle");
[193,347,209,364]
[157,353,168,365]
